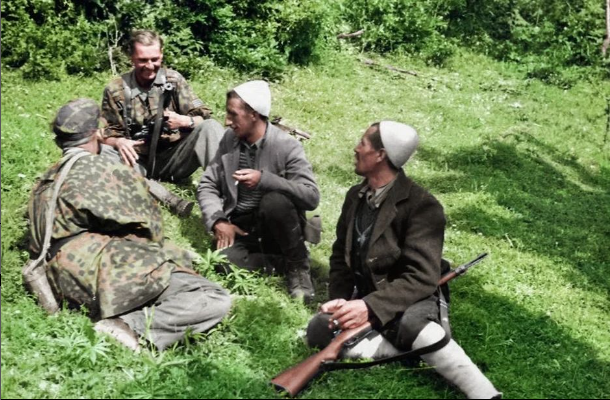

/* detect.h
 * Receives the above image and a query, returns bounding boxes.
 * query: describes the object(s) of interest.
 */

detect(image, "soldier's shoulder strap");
[121,72,133,136]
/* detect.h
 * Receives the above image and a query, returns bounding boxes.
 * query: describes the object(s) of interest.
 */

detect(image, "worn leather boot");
[146,179,194,217]
[285,259,315,303]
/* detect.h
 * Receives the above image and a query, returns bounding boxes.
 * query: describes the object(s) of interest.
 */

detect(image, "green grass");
[2,49,609,399]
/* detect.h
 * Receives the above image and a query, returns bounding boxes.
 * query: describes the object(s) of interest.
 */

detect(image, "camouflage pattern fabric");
[101,68,212,141]
[53,98,100,136]
[28,150,194,319]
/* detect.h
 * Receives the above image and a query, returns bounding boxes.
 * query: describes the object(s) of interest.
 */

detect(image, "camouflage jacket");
[101,67,212,142]
[28,149,194,319]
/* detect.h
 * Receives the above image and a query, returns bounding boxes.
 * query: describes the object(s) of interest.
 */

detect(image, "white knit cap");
[233,80,271,117]
[379,121,420,168]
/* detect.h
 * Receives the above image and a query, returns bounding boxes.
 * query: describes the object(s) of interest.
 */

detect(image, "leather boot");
[146,179,194,217]
[285,259,315,303]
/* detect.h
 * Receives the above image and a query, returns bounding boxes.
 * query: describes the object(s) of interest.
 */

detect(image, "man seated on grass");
[197,80,320,303]
[27,98,231,351]
[306,122,501,399]
[102,29,225,216]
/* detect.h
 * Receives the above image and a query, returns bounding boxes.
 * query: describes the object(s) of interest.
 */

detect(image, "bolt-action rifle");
[271,253,489,397]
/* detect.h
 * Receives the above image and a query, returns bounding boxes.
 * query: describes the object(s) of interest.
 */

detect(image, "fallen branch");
[337,29,365,39]
[360,58,418,77]
[271,117,312,141]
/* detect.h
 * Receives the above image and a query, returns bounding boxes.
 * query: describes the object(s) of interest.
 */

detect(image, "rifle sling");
[146,68,167,178]
[320,330,451,372]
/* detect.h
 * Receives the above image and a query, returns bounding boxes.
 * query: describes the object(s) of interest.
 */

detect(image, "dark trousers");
[306,295,441,351]
[219,192,307,274]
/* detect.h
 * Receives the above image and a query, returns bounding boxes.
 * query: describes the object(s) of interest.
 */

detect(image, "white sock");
[413,322,501,399]
[342,330,402,359]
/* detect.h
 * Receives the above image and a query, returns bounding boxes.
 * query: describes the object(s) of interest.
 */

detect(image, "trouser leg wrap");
[413,322,502,399]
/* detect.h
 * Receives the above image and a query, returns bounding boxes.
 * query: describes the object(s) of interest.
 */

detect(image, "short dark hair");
[367,123,383,151]
[127,30,163,56]
[366,122,399,171]
[226,90,268,121]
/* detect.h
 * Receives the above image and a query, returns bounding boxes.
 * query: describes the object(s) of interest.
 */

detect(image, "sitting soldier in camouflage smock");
[102,30,224,216]
[27,98,231,351]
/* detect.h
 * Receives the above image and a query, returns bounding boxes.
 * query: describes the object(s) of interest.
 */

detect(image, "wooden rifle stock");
[271,322,372,397]
[271,253,488,396]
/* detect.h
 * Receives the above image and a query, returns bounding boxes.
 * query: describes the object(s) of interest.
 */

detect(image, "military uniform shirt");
[102,68,212,140]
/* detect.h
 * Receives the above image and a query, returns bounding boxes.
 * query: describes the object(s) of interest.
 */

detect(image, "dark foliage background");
[2,0,608,82]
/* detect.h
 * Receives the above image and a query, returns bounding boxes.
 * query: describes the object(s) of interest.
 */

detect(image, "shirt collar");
[129,70,165,98]
[358,177,398,209]
[237,122,269,149]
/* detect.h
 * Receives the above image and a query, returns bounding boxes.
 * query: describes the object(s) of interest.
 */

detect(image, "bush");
[339,0,456,66]
[442,0,607,69]
[1,0,334,80]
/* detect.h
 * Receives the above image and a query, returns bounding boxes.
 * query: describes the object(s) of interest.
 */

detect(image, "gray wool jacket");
[197,123,320,232]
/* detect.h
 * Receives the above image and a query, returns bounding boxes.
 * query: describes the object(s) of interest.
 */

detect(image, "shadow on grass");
[417,134,610,296]
[124,276,608,399]
[178,211,215,256]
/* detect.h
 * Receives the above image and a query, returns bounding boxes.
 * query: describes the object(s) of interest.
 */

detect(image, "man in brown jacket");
[306,122,501,399]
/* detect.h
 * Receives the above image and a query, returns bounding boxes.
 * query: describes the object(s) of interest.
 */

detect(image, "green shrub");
[340,0,456,66]
[1,0,334,80]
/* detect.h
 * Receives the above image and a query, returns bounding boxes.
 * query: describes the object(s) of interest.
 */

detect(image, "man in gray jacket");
[197,81,320,302]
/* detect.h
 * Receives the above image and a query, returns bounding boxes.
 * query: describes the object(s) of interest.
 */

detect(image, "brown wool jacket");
[328,171,446,327]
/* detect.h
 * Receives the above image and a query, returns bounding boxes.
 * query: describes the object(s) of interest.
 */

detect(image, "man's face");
[354,128,383,176]
[225,97,256,140]
[131,42,163,87]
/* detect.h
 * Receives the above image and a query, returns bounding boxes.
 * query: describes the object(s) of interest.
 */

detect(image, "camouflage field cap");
[53,98,100,137]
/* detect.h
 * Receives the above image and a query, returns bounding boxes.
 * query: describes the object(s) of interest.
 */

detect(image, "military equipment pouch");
[22,258,58,314]
[303,214,323,245]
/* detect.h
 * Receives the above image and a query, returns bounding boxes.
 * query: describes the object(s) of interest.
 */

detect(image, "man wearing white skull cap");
[306,122,501,399]
[197,81,320,302]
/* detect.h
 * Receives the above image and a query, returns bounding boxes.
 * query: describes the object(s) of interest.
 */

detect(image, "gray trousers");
[148,119,224,182]
[120,272,231,351]
[104,119,224,182]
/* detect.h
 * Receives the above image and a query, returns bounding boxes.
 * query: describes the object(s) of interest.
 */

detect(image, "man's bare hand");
[163,110,189,130]
[114,137,144,167]
[319,299,347,314]
[328,299,369,330]
[233,169,262,189]
[214,221,248,249]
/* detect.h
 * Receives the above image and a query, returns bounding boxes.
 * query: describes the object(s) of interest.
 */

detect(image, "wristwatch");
[188,116,195,129]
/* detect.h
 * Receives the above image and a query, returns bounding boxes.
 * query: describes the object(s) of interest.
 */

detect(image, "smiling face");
[131,41,163,88]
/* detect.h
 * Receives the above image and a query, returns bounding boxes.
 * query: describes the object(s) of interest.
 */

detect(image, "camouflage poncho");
[28,150,193,318]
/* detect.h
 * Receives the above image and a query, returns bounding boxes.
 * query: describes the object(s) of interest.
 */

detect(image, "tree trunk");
[602,0,610,57]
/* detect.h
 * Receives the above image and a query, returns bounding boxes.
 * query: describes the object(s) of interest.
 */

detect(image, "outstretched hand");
[214,221,248,249]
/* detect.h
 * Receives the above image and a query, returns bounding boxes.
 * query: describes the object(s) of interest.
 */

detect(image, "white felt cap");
[233,80,271,117]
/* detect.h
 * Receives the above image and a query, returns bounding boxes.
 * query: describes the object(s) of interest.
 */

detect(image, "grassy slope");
[2,50,609,399]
